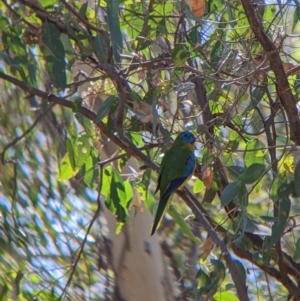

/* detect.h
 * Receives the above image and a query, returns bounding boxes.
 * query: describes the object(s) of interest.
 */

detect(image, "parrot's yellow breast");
[183,143,195,152]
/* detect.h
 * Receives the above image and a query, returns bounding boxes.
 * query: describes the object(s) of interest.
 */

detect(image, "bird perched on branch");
[151,131,196,235]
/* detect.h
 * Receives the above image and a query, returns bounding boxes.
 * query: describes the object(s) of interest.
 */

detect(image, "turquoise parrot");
[151,131,196,235]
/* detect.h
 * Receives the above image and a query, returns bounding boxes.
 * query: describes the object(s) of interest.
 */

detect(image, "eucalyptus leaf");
[221,182,240,206]
[106,0,122,62]
[96,95,117,122]
[264,197,291,251]
[239,163,265,184]
[171,44,188,67]
[226,166,245,181]
[168,205,201,244]
[41,22,66,89]
[94,33,109,63]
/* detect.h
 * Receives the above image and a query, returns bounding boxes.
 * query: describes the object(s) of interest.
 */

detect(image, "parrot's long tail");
[150,197,169,236]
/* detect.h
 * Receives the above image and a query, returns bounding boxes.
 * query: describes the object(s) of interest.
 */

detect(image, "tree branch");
[241,0,300,146]
[232,244,300,299]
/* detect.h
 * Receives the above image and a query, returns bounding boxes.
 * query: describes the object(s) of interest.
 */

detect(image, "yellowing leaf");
[278,154,294,174]
[58,153,80,181]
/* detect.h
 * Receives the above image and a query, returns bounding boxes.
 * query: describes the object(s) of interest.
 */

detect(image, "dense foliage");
[1,0,300,300]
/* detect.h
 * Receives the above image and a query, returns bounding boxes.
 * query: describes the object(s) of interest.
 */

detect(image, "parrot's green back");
[151,132,196,235]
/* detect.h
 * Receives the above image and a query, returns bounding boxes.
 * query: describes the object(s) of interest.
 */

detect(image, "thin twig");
[58,165,104,300]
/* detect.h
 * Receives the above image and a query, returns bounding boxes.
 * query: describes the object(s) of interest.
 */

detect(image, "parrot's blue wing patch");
[183,153,195,177]
[160,177,188,200]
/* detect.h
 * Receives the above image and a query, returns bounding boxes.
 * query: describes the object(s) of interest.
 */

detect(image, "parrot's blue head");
[175,131,195,145]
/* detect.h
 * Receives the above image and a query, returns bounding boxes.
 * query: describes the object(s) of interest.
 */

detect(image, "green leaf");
[203,181,218,203]
[263,2,276,19]
[74,114,97,142]
[124,180,133,204]
[196,268,210,293]
[210,39,224,69]
[171,44,188,67]
[221,182,240,206]
[168,205,201,244]
[201,146,214,164]
[60,33,74,56]
[40,0,57,8]
[72,97,83,113]
[214,292,238,301]
[287,181,298,198]
[237,213,271,235]
[74,135,91,167]
[227,132,239,152]
[102,167,112,198]
[264,196,291,251]
[293,8,300,31]
[118,154,129,170]
[138,183,155,213]
[58,153,80,181]
[211,258,226,285]
[79,2,88,18]
[233,234,253,251]
[235,213,255,233]
[41,22,66,89]
[278,183,291,199]
[2,29,27,57]
[143,87,161,106]
[83,150,100,189]
[106,0,122,62]
[244,139,265,167]
[66,119,78,140]
[127,132,143,147]
[270,172,286,202]
[0,52,22,73]
[104,167,129,223]
[239,163,265,184]
[226,166,245,181]
[94,33,109,63]
[111,170,127,221]
[238,184,248,207]
[294,161,300,197]
[188,27,198,45]
[65,138,76,170]
[83,156,96,189]
[225,283,235,291]
[293,237,300,262]
[1,29,37,86]
[243,86,265,116]
[193,178,205,193]
[96,95,117,122]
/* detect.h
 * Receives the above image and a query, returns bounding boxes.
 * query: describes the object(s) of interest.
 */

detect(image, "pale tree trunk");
[103,204,176,301]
